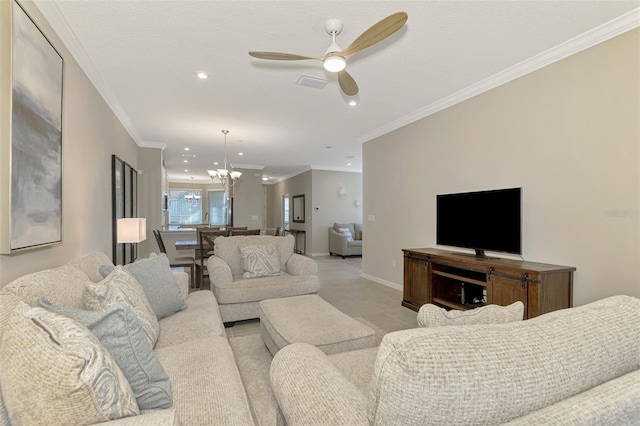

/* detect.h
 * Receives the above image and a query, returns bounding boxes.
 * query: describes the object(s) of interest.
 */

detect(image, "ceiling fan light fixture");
[323,55,346,72]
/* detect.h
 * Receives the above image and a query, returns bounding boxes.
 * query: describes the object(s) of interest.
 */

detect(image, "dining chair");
[227,226,248,231]
[152,230,195,288]
[196,229,230,288]
[229,229,261,236]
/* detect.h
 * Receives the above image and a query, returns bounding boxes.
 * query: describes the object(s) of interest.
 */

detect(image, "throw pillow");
[99,253,186,320]
[336,227,354,242]
[85,266,160,348]
[39,299,172,410]
[417,301,524,328]
[240,244,283,279]
[0,302,139,425]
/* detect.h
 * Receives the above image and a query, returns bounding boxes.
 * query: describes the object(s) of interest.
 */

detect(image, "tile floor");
[223,255,418,338]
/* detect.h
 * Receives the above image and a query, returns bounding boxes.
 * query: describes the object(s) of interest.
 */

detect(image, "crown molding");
[33,0,143,146]
[138,141,167,150]
[310,165,363,173]
[231,163,265,171]
[359,7,640,144]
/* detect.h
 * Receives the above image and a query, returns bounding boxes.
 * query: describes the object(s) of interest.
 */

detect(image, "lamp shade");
[117,218,147,243]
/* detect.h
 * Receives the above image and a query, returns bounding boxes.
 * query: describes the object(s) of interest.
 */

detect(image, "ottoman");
[259,294,376,356]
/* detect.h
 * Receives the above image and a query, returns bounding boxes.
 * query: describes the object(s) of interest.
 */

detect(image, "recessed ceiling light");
[348,100,357,106]
[213,162,219,166]
[347,162,352,166]
[238,152,244,156]
[184,169,188,172]
[184,147,190,151]
[196,72,208,79]
[262,177,269,181]
[183,160,188,163]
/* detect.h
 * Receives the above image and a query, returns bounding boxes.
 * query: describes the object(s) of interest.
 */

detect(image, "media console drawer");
[402,248,575,319]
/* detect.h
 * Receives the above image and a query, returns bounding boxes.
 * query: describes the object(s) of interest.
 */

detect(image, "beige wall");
[266,170,363,255]
[363,30,640,306]
[138,148,163,258]
[231,169,264,229]
[310,170,362,255]
[0,1,139,286]
[266,170,312,250]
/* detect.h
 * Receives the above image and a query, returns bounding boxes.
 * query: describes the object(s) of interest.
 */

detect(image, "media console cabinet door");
[403,254,431,311]
[488,275,528,318]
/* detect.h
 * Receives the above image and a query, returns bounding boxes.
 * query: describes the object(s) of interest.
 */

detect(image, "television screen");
[436,188,521,256]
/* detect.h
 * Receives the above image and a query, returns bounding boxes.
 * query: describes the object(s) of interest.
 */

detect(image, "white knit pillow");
[240,244,283,279]
[0,303,139,425]
[417,301,524,328]
[85,266,159,348]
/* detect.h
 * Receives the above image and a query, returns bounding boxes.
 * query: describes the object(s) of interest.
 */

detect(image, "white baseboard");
[310,252,330,257]
[361,273,403,291]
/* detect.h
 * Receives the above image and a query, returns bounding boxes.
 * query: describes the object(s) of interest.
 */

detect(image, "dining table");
[175,240,198,250]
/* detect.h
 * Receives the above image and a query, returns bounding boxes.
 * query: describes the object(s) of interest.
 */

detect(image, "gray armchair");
[328,222,362,258]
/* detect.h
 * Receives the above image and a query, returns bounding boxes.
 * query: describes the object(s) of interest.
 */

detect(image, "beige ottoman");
[259,294,376,356]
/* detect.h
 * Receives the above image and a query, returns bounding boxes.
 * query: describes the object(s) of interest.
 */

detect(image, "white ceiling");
[34,1,639,183]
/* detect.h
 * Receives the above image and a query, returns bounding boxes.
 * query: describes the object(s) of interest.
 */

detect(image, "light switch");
[251,215,258,221]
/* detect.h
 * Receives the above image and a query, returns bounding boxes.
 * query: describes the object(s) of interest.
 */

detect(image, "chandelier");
[207,130,242,186]
[184,177,201,201]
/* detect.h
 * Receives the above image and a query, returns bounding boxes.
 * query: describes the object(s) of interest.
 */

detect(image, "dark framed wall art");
[112,155,138,264]
[0,0,64,254]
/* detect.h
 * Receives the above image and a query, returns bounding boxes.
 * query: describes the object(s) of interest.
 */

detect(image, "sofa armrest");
[270,343,369,426]
[328,228,348,255]
[94,408,179,425]
[172,272,189,301]
[286,254,317,276]
[206,255,233,285]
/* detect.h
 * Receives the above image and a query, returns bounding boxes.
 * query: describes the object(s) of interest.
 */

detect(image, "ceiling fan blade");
[248,51,321,61]
[340,12,408,57]
[338,70,359,96]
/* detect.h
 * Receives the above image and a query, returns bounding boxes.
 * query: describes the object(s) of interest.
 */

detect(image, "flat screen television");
[436,188,521,258]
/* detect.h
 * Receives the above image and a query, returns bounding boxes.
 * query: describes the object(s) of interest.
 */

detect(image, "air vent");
[295,74,328,89]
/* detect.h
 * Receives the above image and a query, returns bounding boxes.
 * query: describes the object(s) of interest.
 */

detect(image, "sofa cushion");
[215,235,295,276]
[336,227,354,241]
[368,295,640,425]
[241,244,283,279]
[85,266,160,348]
[0,303,139,425]
[154,337,255,426]
[39,299,172,410]
[66,252,114,283]
[333,223,356,239]
[417,301,524,327]
[212,273,319,304]
[0,265,90,309]
[155,290,226,348]
[100,253,187,320]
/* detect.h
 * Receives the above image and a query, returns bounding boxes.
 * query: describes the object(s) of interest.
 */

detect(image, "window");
[208,190,226,226]
[168,189,202,224]
[283,194,290,228]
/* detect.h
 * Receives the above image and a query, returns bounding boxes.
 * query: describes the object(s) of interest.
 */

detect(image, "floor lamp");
[117,218,146,263]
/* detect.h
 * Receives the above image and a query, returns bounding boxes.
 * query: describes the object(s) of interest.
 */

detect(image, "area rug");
[228,317,385,426]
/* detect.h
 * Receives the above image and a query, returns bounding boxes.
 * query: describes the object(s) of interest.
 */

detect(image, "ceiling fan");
[248,12,408,96]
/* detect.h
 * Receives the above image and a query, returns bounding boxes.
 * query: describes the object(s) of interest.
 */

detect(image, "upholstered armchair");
[328,222,362,258]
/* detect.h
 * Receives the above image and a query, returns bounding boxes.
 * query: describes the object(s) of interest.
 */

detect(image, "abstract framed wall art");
[0,0,64,254]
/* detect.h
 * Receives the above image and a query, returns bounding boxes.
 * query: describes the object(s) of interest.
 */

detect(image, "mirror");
[292,194,305,223]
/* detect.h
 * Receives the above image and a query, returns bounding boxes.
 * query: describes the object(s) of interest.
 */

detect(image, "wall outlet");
[367,215,376,222]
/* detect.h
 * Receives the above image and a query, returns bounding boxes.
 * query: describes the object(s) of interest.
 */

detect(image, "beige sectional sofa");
[207,235,319,323]
[0,252,255,425]
[271,295,640,425]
